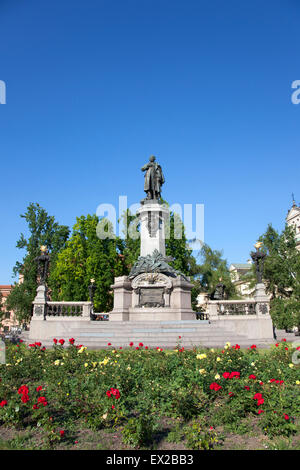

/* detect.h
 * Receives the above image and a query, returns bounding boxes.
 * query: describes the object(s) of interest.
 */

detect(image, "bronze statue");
[141,155,165,200]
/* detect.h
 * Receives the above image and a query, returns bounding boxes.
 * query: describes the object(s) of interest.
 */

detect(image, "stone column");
[109,276,133,321]
[254,283,271,316]
[137,201,169,257]
[207,301,219,322]
[32,285,48,320]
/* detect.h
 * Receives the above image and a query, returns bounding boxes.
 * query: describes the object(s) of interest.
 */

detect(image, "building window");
[5,311,11,319]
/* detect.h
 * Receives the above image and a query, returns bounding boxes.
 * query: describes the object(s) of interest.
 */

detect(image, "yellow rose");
[199,369,206,375]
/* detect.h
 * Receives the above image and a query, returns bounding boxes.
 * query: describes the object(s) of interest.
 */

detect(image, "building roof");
[230,263,251,270]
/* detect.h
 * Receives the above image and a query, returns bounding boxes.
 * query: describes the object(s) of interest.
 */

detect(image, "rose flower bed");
[0,338,299,450]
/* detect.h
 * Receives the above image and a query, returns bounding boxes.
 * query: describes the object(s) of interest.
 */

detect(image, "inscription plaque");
[139,287,165,307]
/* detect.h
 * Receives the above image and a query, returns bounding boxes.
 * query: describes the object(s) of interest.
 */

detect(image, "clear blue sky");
[0,0,299,283]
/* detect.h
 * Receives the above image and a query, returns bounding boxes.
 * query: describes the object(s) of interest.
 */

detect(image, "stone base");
[110,307,196,322]
[109,273,195,322]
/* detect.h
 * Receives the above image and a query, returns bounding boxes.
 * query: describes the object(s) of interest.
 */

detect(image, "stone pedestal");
[32,285,48,319]
[109,273,195,321]
[137,201,169,257]
[254,283,271,316]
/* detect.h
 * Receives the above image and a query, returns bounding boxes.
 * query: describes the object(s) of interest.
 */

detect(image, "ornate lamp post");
[212,277,226,300]
[35,245,50,286]
[250,242,266,284]
[88,279,97,320]
[33,246,50,320]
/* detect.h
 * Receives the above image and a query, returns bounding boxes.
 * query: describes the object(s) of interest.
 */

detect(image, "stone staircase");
[23,320,280,349]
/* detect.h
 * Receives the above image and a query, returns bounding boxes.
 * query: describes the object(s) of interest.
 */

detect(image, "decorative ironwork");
[196,312,209,320]
[258,303,268,315]
[46,304,83,317]
[218,302,256,316]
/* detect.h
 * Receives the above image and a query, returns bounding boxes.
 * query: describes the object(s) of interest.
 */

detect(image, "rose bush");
[0,338,299,448]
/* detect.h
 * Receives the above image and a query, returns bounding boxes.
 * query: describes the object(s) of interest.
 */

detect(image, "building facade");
[0,285,18,333]
[229,263,254,298]
[286,200,300,250]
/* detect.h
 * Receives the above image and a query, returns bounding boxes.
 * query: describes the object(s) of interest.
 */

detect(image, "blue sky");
[0,0,299,283]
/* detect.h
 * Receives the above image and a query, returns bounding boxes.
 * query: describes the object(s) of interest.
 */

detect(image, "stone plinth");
[254,283,271,316]
[137,201,169,257]
[32,285,48,319]
[109,273,195,321]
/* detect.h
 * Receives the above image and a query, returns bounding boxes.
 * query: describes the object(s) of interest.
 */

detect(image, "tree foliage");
[258,224,300,329]
[6,203,70,324]
[194,244,237,300]
[49,215,125,312]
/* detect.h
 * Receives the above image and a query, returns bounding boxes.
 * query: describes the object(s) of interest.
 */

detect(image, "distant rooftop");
[230,263,251,270]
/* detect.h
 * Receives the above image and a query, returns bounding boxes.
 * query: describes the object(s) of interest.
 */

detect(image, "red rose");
[18,385,29,395]
[0,400,7,407]
[129,342,134,347]
[139,342,143,347]
[250,344,256,349]
[106,391,111,398]
[209,382,222,391]
[111,405,115,409]
[234,344,240,349]
[281,338,286,342]
[258,409,264,414]
[58,339,65,345]
[33,404,39,410]
[35,342,41,347]
[253,393,263,400]
[21,394,30,403]
[229,371,240,379]
[53,338,58,344]
[59,430,65,437]
[222,372,231,379]
[257,398,264,406]
[284,414,289,420]
[249,374,256,380]
[145,346,148,350]
[36,386,43,392]
[244,386,250,391]
[69,338,75,344]
[107,343,111,346]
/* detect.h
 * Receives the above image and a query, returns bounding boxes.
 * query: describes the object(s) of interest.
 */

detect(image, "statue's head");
[149,155,156,162]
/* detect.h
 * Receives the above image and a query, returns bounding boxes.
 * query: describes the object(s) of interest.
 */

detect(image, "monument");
[109,155,195,321]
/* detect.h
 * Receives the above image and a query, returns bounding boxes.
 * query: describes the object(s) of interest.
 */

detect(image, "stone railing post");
[208,301,219,322]
[254,283,271,316]
[32,285,48,320]
[82,302,92,318]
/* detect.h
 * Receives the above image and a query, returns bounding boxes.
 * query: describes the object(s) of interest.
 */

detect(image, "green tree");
[258,224,300,330]
[50,214,125,312]
[6,203,70,324]
[196,244,237,300]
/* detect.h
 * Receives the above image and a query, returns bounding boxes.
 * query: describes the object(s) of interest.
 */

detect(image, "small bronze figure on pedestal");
[250,242,266,283]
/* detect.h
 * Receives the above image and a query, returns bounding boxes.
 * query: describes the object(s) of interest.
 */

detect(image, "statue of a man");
[141,155,165,200]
